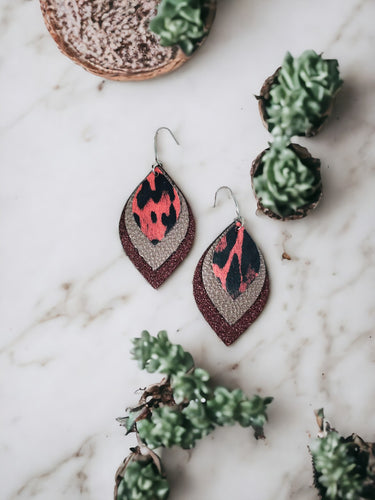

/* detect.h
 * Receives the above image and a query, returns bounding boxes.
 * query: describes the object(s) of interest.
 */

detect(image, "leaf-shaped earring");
[119,127,195,288]
[193,187,270,346]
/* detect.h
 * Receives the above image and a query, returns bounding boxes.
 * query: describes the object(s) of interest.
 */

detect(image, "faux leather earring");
[119,127,195,289]
[193,187,270,346]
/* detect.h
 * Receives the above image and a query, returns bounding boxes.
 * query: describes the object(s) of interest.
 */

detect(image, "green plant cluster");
[132,330,194,375]
[310,411,375,500]
[133,331,273,448]
[253,139,321,217]
[149,0,208,56]
[137,404,213,449]
[116,460,169,500]
[254,50,342,218]
[266,50,342,138]
[311,431,367,500]
[117,331,273,499]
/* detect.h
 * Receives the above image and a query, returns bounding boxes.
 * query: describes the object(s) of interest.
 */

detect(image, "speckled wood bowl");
[251,143,322,221]
[40,0,217,81]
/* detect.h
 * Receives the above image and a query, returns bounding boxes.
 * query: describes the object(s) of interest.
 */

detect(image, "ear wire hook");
[213,186,244,226]
[153,127,180,172]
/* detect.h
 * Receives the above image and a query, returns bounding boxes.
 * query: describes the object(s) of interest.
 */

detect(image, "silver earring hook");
[153,127,180,171]
[213,186,244,226]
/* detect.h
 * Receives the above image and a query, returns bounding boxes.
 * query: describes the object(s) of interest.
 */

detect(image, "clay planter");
[251,143,322,221]
[257,67,339,138]
[40,0,217,81]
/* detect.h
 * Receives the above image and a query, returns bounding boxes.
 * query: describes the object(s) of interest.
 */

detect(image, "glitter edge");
[120,202,195,289]
[193,248,270,345]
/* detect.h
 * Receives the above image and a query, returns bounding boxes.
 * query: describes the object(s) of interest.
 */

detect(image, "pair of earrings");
[119,128,270,345]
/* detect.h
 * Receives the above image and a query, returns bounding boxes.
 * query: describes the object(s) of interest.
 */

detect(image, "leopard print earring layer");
[193,187,270,346]
[119,128,195,289]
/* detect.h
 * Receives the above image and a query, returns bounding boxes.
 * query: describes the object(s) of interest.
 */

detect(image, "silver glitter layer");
[123,170,189,271]
[202,224,266,325]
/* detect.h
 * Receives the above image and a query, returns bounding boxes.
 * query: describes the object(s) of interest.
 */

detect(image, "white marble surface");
[1,0,375,498]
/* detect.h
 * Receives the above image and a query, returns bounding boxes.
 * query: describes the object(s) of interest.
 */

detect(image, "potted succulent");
[251,138,322,220]
[257,50,343,138]
[114,331,273,499]
[310,409,375,500]
[40,0,217,81]
[251,50,342,221]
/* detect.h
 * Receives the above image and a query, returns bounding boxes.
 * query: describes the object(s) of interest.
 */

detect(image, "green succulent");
[137,404,211,449]
[310,410,375,500]
[311,432,363,500]
[207,387,243,426]
[207,387,273,437]
[119,331,273,497]
[182,400,215,437]
[171,368,211,404]
[266,50,342,138]
[236,394,273,431]
[132,330,194,376]
[116,460,169,500]
[253,140,321,218]
[149,0,208,55]
[137,406,189,449]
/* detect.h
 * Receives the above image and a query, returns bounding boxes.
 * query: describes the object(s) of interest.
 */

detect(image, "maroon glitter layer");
[193,248,270,346]
[120,202,195,289]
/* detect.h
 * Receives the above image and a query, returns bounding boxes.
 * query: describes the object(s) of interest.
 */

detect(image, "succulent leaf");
[116,460,169,500]
[207,387,273,437]
[132,331,194,376]
[137,405,210,449]
[149,0,208,55]
[137,407,188,448]
[171,368,211,404]
[266,50,343,137]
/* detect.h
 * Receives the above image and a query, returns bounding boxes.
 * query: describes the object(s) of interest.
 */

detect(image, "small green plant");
[310,409,375,500]
[253,139,321,218]
[116,458,169,500]
[114,331,273,499]
[266,50,343,138]
[149,0,209,55]
[253,50,342,219]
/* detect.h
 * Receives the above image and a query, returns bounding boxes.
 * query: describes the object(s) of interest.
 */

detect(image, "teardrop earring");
[193,187,270,345]
[119,127,195,288]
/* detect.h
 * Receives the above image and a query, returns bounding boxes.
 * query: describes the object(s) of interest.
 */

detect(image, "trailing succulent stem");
[149,0,210,55]
[115,331,273,499]
[310,409,375,500]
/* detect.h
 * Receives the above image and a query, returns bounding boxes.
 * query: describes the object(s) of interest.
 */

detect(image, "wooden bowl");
[40,0,217,81]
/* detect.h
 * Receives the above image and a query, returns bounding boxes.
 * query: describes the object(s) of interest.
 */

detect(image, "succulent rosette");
[252,141,322,219]
[149,0,212,55]
[310,409,375,500]
[261,50,343,137]
[115,457,169,500]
